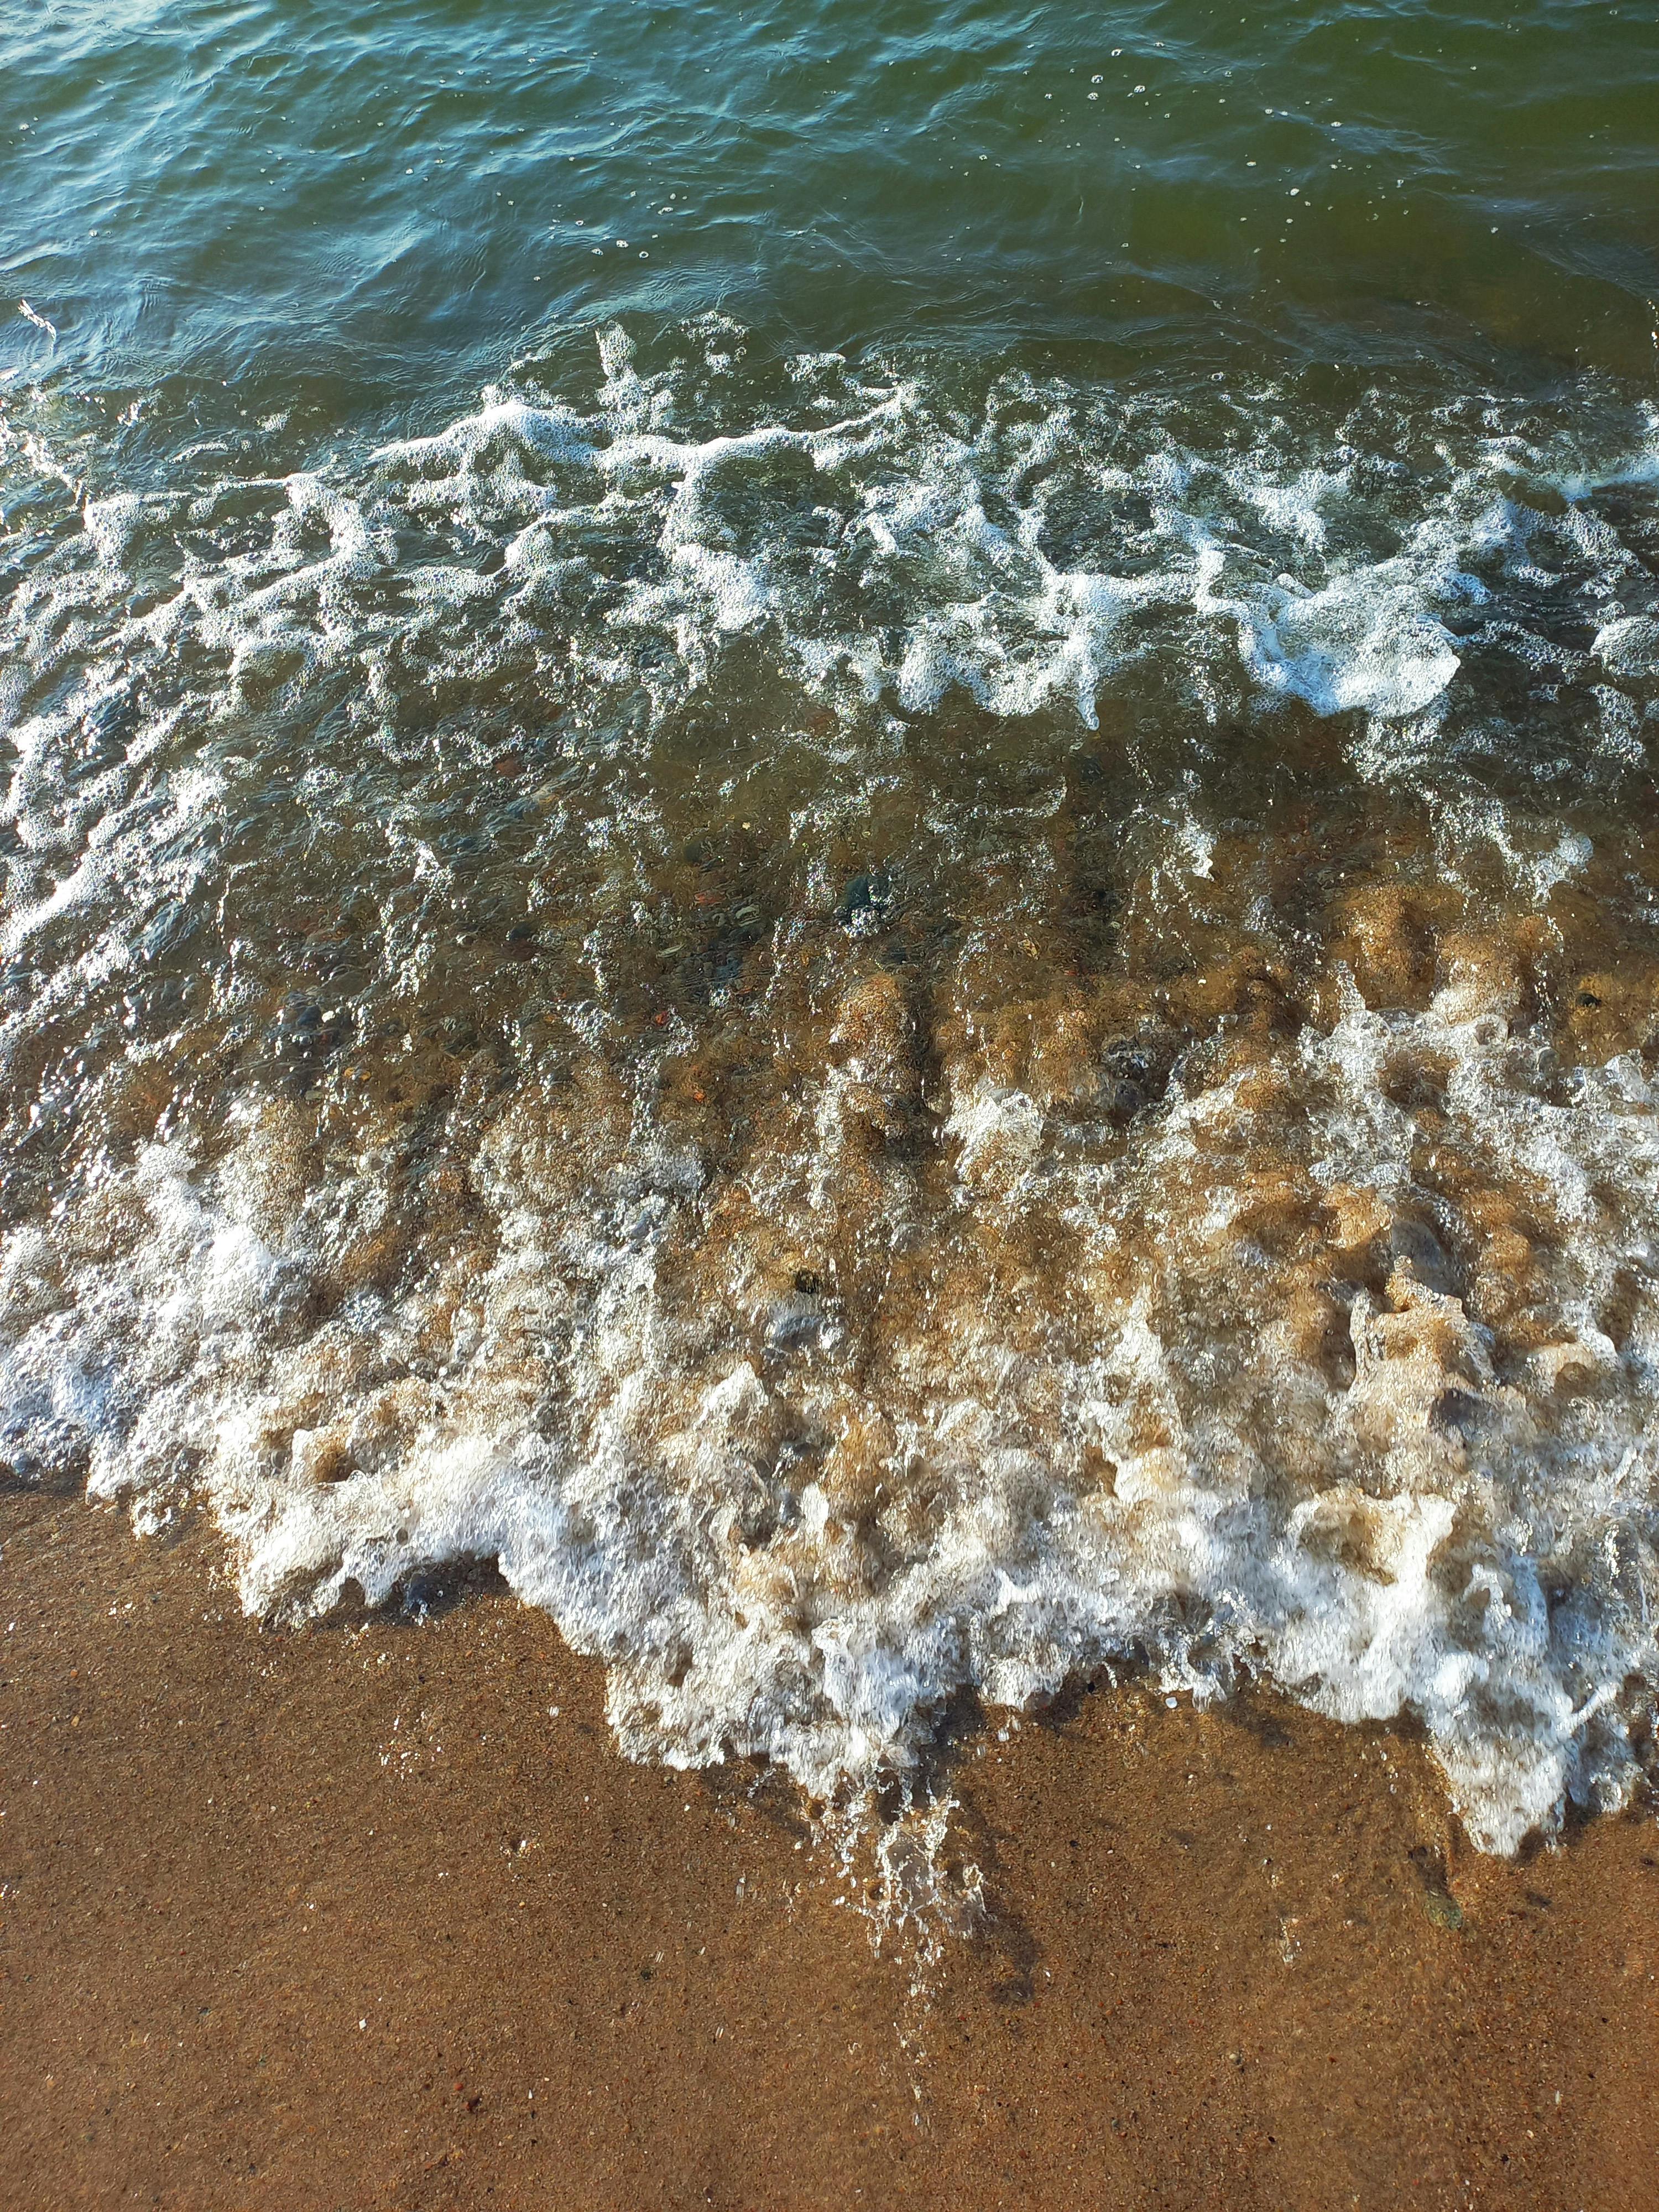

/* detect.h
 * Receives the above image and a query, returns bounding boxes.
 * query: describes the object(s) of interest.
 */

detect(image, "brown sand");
[2,1489,1655,2211]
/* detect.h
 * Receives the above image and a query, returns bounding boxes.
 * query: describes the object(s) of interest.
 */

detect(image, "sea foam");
[2,328,1658,1856]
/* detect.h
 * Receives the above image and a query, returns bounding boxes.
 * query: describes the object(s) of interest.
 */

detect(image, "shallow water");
[3,0,1659,1854]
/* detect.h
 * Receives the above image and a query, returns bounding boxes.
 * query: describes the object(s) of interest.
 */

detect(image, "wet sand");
[2,1489,1655,2212]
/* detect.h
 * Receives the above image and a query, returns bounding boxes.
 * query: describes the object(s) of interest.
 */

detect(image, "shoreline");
[2,1488,1656,2210]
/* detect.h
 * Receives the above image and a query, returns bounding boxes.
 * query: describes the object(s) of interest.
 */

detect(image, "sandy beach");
[7,3,1659,2206]
[3,1486,1654,2211]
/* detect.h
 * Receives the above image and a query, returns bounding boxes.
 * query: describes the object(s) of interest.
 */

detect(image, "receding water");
[3,1,1659,1857]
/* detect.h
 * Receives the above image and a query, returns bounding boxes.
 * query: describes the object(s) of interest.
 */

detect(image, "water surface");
[4,0,1659,1855]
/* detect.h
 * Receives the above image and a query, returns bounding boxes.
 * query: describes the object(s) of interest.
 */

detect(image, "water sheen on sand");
[3,0,1658,1855]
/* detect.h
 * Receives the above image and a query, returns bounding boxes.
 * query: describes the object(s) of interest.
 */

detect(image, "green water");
[6,0,1657,404]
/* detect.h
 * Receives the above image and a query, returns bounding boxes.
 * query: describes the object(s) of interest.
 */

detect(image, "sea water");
[3,0,1659,1855]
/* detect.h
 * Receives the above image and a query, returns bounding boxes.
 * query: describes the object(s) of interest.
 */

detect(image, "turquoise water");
[6,1,1657,397]
[3,3,1659,1866]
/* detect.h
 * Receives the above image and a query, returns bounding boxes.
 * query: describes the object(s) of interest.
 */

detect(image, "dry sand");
[2,1485,1655,2211]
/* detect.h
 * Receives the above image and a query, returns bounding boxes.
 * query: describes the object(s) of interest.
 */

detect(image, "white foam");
[5,336,1652,932]
[0,964,1653,1856]
[1215,556,1464,719]
[1597,613,1659,680]
[4,333,1659,1863]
